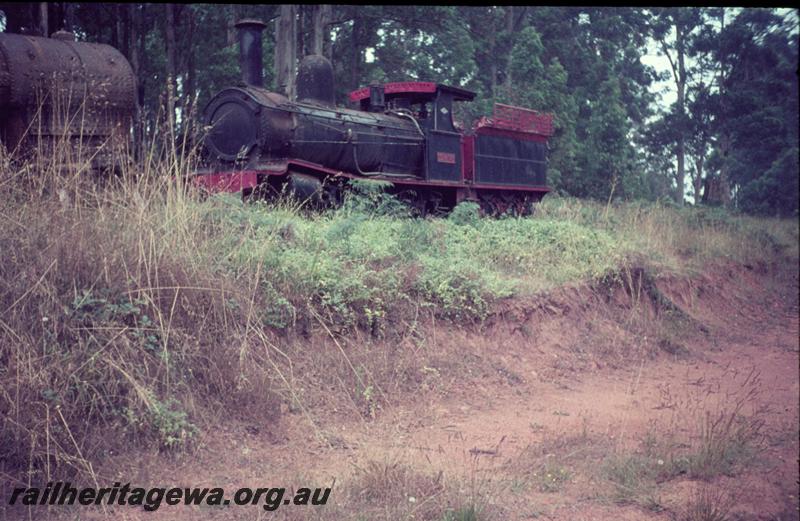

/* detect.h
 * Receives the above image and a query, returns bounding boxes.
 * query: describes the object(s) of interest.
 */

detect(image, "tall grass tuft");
[0,104,280,485]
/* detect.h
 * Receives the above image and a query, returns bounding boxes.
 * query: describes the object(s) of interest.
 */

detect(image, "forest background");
[1,4,797,216]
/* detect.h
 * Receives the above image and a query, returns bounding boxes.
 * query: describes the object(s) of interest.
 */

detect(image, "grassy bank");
[1,168,796,489]
[155,186,798,331]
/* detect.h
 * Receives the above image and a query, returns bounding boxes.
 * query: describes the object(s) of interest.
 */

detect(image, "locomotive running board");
[192,158,551,195]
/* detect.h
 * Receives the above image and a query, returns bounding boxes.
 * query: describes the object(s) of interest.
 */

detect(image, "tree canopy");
[1,4,797,216]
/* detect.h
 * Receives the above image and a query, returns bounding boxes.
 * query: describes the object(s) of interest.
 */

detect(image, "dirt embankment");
[11,260,799,521]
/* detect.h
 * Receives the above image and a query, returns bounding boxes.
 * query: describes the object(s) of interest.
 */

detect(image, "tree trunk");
[185,8,196,116]
[350,12,361,91]
[311,5,332,56]
[119,4,129,58]
[675,22,686,206]
[702,175,719,205]
[165,4,178,135]
[489,11,497,100]
[505,6,514,92]
[128,4,142,158]
[138,4,152,140]
[676,138,685,204]
[716,10,732,208]
[693,155,704,203]
[275,4,298,99]
[39,2,48,36]
[298,5,308,58]
[227,5,240,47]
[64,3,75,32]
[114,4,123,51]
[717,133,732,206]
[137,4,147,108]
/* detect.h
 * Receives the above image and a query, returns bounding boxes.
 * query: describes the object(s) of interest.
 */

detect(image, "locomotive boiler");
[195,19,555,215]
[0,30,135,169]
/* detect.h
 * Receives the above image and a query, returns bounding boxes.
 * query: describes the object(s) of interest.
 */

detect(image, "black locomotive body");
[196,20,553,215]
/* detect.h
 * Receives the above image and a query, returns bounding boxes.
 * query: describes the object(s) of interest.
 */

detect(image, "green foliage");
[69,290,163,353]
[200,192,657,328]
[261,282,296,329]
[715,10,799,217]
[190,192,800,335]
[647,7,800,213]
[506,27,578,192]
[415,255,499,320]
[448,201,481,226]
[148,397,198,449]
[602,454,664,510]
[575,78,635,200]
[2,159,794,488]
[340,180,410,218]
[535,464,572,492]
[737,146,799,217]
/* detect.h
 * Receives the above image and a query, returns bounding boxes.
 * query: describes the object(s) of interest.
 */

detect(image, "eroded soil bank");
[12,260,800,521]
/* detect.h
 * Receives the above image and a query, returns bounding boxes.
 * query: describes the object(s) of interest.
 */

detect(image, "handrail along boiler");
[195,19,555,215]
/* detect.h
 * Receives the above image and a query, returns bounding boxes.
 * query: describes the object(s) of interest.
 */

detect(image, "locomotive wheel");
[395,190,428,217]
[286,172,326,208]
[320,180,344,208]
[508,194,536,217]
[425,192,449,217]
[478,193,505,217]
[478,193,537,218]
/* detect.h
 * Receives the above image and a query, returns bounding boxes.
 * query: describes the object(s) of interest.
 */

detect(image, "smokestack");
[235,19,267,88]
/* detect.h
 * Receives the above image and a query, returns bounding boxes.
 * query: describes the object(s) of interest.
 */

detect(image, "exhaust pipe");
[235,19,267,88]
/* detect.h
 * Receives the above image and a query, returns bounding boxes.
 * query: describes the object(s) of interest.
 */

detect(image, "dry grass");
[1,131,279,486]
[0,107,795,507]
[658,368,767,481]
[679,483,737,521]
[0,99,297,489]
[264,455,494,521]
[599,367,768,512]
[601,453,666,511]
[347,459,449,519]
[537,196,799,274]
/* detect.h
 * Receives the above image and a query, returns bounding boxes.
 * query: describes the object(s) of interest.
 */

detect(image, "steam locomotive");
[0,21,554,216]
[195,20,554,216]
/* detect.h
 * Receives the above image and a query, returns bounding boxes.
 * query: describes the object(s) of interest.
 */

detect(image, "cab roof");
[348,81,476,104]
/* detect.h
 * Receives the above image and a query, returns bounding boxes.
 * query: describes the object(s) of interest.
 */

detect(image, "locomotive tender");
[196,19,555,215]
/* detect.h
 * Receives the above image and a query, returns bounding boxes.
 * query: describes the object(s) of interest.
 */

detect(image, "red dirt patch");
[12,261,799,521]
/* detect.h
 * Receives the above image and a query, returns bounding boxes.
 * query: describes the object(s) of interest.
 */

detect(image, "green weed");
[535,464,571,493]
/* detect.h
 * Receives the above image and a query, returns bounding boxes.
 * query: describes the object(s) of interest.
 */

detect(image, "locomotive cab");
[352,82,474,131]
[349,82,475,182]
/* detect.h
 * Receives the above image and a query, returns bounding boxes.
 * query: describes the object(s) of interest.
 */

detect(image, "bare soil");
[12,261,799,521]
